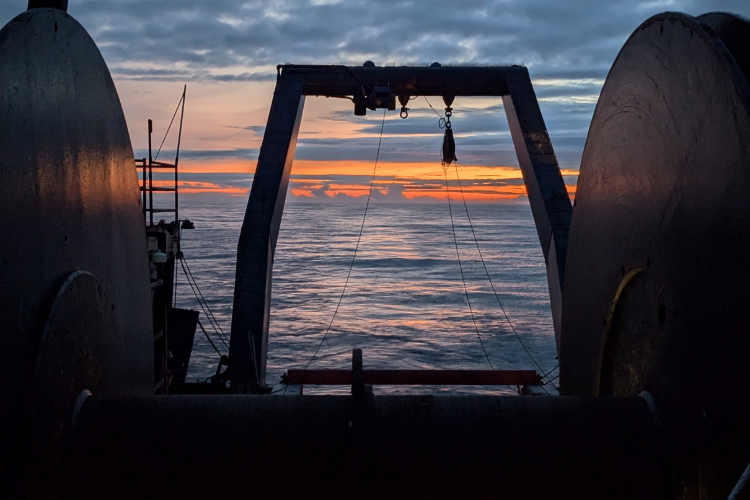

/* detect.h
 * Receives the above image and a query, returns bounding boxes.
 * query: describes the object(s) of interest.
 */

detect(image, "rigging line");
[182,256,224,335]
[178,257,229,349]
[443,167,495,371]
[541,363,559,380]
[269,108,388,396]
[452,164,548,375]
[189,285,228,352]
[179,256,222,338]
[184,274,229,354]
[154,91,185,161]
[423,96,444,119]
[181,254,229,342]
[197,319,224,356]
[301,108,388,372]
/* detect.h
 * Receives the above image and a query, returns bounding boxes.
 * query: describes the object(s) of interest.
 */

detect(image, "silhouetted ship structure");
[2,1,750,499]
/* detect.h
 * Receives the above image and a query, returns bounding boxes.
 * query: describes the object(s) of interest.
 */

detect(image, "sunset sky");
[2,0,748,202]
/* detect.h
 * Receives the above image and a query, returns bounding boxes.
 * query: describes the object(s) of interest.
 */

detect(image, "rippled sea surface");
[176,198,557,395]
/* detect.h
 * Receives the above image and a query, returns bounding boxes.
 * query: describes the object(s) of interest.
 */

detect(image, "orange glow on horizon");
[147,179,249,196]
[120,81,579,202]
[177,158,578,177]
[152,160,578,200]
[178,159,254,173]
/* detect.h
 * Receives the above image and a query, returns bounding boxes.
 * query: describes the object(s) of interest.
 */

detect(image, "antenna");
[175,85,186,223]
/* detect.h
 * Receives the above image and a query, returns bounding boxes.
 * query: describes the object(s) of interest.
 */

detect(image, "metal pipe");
[286,369,539,385]
[148,119,153,226]
[68,395,668,500]
[174,85,186,223]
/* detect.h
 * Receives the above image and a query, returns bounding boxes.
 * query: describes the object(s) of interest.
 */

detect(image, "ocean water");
[176,198,558,395]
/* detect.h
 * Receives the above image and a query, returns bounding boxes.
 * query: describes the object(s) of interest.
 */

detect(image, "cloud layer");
[5,0,745,82]
[2,0,749,199]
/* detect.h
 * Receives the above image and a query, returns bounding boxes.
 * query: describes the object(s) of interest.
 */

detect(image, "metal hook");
[400,107,409,119]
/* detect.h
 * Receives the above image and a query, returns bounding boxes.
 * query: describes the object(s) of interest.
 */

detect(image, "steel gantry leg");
[503,70,573,352]
[230,73,305,392]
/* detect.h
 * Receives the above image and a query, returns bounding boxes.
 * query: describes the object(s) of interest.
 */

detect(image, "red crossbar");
[285,369,540,386]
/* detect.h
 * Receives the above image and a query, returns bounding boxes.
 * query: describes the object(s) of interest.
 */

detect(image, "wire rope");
[197,319,224,356]
[297,107,388,373]
[154,91,185,161]
[424,96,445,120]
[181,255,229,343]
[178,257,229,350]
[451,164,549,375]
[424,95,552,393]
[541,363,559,381]
[443,167,495,370]
[270,108,387,395]
[424,95,551,379]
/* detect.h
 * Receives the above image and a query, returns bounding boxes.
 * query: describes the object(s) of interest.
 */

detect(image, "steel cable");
[197,319,223,356]
[443,167,495,371]
[451,164,548,375]
[154,91,185,161]
[181,255,229,343]
[271,107,389,395]
[178,257,229,350]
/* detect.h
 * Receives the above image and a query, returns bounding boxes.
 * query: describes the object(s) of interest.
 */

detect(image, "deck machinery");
[229,62,572,394]
[1,1,749,499]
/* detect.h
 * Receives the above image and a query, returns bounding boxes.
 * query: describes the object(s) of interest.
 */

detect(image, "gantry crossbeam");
[275,64,524,97]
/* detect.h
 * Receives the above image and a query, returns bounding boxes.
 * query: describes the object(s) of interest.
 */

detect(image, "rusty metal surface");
[70,394,667,500]
[560,12,750,498]
[0,7,152,496]
[286,369,539,385]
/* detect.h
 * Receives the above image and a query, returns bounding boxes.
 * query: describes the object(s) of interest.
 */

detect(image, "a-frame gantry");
[229,64,573,392]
